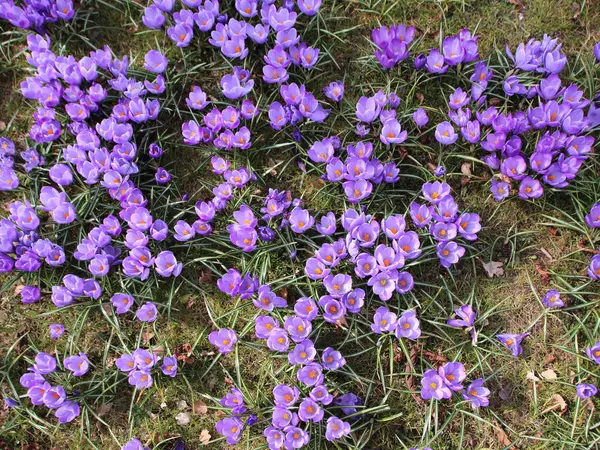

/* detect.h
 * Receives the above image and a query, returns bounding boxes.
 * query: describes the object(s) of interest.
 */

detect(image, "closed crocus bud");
[21,286,41,304]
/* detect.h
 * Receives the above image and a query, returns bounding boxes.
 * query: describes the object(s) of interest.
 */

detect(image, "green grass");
[1,0,600,449]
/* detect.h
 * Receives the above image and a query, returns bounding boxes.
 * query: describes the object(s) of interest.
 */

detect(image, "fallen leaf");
[535,262,550,282]
[96,403,113,417]
[175,411,191,426]
[493,420,518,449]
[415,93,424,104]
[423,350,447,364]
[544,354,556,365]
[152,345,166,358]
[0,121,6,131]
[279,287,288,300]
[175,344,194,364]
[176,400,189,410]
[193,400,208,415]
[540,369,557,380]
[460,162,472,175]
[199,429,211,446]
[483,260,504,278]
[539,247,554,261]
[526,371,540,381]
[543,394,567,416]
[142,331,154,345]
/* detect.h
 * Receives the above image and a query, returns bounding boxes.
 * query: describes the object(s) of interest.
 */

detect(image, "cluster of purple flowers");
[18,351,86,423]
[371,24,415,69]
[51,274,102,307]
[506,35,567,74]
[111,293,159,323]
[0,137,19,190]
[182,87,256,147]
[310,138,400,203]
[305,208,419,303]
[423,39,594,201]
[411,182,481,268]
[585,203,600,280]
[115,348,178,389]
[354,90,408,143]
[21,35,165,188]
[421,361,490,408]
[0,196,74,276]
[269,82,330,131]
[215,388,250,445]
[143,0,321,85]
[416,29,479,74]
[0,0,73,30]
[371,307,421,340]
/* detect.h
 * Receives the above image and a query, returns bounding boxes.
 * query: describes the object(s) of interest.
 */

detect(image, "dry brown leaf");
[482,260,505,278]
[540,369,557,380]
[96,403,113,417]
[460,162,472,175]
[540,247,553,261]
[175,344,194,364]
[415,93,424,104]
[526,371,540,381]
[544,354,556,365]
[535,262,550,282]
[543,394,567,416]
[193,400,208,415]
[142,331,155,345]
[423,350,447,365]
[493,420,518,449]
[199,429,211,446]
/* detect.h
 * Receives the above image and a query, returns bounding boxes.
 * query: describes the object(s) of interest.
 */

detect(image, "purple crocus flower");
[518,176,544,199]
[447,305,475,328]
[323,274,352,298]
[421,369,452,400]
[216,417,244,445]
[297,363,324,387]
[585,341,600,364]
[267,328,290,352]
[490,179,510,201]
[34,352,56,375]
[289,207,314,233]
[542,289,564,308]
[576,383,597,399]
[136,302,158,322]
[422,181,450,205]
[160,356,177,377]
[395,310,421,340]
[585,203,600,228]
[122,438,150,450]
[324,81,344,102]
[355,96,380,123]
[436,241,466,268]
[497,332,530,357]
[463,378,490,407]
[49,324,65,339]
[55,401,80,423]
[438,361,466,391]
[20,286,41,304]
[371,306,397,334]
[63,352,90,376]
[325,416,351,441]
[154,251,182,277]
[208,328,238,354]
[434,121,458,145]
